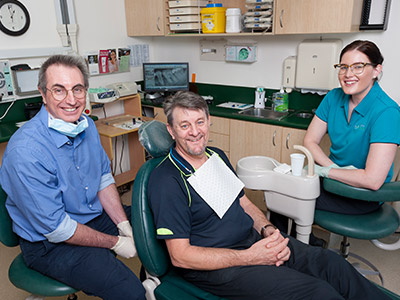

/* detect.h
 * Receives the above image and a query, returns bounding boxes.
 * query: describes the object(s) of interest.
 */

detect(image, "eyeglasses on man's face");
[333,62,376,75]
[46,85,87,101]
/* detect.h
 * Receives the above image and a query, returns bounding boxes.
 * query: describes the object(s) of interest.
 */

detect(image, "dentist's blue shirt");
[316,82,400,182]
[0,106,114,242]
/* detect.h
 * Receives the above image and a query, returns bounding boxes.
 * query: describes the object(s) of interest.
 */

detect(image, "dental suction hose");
[293,145,315,177]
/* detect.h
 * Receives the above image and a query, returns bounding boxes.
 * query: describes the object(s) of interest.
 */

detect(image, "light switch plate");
[200,39,226,61]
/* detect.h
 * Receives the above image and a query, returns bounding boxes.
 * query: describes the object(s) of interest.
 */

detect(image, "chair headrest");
[139,120,174,158]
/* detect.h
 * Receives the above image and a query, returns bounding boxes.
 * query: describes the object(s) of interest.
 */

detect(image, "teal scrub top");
[316,82,400,182]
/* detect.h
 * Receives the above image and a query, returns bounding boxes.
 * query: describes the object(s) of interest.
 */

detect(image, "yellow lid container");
[201,4,226,33]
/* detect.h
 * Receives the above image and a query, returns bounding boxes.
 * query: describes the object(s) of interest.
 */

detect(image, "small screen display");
[143,62,189,93]
[97,90,116,99]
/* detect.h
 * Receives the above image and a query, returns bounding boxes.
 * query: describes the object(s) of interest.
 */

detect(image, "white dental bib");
[187,153,244,219]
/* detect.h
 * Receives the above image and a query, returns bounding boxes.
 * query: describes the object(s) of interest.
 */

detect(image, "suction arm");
[293,145,314,177]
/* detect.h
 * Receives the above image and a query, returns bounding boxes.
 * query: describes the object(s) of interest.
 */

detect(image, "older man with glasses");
[0,55,145,300]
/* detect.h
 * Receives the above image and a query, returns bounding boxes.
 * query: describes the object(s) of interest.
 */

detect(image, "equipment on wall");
[0,60,15,102]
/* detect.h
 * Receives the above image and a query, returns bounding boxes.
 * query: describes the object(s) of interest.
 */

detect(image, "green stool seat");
[314,203,400,240]
[9,253,78,297]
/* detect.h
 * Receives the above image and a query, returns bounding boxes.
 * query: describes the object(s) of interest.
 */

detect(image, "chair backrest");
[133,120,175,277]
[0,186,20,247]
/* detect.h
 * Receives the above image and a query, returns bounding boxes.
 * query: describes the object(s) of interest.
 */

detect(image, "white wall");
[148,1,400,102]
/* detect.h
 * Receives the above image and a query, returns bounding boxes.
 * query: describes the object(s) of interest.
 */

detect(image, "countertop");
[142,99,314,130]
[0,98,315,144]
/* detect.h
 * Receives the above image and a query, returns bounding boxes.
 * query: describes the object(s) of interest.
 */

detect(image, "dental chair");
[133,120,227,300]
[313,148,400,293]
[0,186,78,300]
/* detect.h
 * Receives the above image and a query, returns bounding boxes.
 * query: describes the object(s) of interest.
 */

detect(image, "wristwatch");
[261,224,277,238]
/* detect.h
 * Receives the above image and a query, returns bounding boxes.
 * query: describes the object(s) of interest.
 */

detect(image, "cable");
[113,136,117,175]
[119,136,125,174]
[0,101,15,121]
[102,105,107,118]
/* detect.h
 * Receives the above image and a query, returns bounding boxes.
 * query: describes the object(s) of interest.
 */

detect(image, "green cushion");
[139,120,174,158]
[132,157,171,277]
[323,178,400,202]
[314,203,400,239]
[9,253,78,296]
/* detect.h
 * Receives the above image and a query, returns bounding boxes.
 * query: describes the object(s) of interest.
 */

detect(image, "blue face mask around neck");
[48,114,88,138]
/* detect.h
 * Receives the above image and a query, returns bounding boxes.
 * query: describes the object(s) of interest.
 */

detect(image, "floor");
[1,189,400,300]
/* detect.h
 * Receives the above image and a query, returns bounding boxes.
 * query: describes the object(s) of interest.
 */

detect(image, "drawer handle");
[208,139,214,143]
[286,133,290,149]
[280,9,284,28]
[156,17,161,31]
[272,130,276,147]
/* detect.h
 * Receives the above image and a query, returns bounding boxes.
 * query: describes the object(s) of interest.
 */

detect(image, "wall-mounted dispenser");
[282,56,296,90]
[295,39,342,91]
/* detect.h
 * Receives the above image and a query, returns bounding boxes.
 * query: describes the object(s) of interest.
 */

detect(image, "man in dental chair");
[148,90,390,300]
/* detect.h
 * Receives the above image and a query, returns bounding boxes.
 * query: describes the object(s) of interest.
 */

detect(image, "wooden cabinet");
[274,0,363,34]
[229,119,282,170]
[125,0,364,37]
[125,0,166,36]
[208,116,230,158]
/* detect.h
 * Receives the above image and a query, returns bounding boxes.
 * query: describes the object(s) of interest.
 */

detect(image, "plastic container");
[272,88,289,112]
[225,8,241,33]
[201,3,226,33]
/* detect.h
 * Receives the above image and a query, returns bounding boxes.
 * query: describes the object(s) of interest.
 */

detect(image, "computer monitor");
[143,62,189,94]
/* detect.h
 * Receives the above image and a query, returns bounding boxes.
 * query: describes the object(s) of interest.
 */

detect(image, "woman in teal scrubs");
[304,40,400,214]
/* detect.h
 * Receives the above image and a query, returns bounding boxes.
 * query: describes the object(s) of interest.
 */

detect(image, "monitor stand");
[145,92,164,105]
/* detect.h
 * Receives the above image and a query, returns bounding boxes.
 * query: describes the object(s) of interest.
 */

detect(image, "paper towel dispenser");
[295,39,342,91]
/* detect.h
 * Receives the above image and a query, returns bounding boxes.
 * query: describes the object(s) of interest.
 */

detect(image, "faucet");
[293,145,315,177]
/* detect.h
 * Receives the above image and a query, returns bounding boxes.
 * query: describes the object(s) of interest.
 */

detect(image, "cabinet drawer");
[208,132,230,152]
[210,116,230,135]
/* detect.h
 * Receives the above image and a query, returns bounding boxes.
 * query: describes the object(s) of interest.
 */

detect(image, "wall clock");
[0,0,30,36]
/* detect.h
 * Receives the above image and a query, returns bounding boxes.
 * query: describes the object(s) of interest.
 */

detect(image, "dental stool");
[314,178,400,286]
[134,120,228,300]
[237,145,320,244]
[0,186,78,300]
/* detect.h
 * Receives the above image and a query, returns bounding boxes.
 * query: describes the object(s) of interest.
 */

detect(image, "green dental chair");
[0,186,78,300]
[133,120,227,300]
[313,168,400,299]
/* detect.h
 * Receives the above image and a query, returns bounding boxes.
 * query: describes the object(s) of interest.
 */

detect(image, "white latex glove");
[117,220,133,237]
[314,163,339,178]
[313,163,357,178]
[111,236,137,258]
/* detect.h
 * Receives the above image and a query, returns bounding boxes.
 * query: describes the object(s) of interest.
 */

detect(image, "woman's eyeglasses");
[333,62,376,75]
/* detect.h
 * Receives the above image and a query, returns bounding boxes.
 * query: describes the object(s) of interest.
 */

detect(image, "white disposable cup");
[290,153,305,176]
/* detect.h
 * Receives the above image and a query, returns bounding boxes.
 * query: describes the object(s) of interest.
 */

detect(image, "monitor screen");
[143,62,189,93]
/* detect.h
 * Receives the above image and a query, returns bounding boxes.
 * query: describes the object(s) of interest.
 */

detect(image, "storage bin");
[201,4,226,33]
[225,8,241,33]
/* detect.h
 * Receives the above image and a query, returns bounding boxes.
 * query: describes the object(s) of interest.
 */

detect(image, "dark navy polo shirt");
[148,146,254,249]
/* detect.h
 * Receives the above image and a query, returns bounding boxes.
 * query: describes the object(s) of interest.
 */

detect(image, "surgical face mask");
[48,115,88,138]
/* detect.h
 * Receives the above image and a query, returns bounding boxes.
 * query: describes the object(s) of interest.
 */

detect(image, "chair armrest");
[323,178,400,202]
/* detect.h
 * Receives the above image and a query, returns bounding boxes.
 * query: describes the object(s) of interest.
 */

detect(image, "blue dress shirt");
[0,105,114,242]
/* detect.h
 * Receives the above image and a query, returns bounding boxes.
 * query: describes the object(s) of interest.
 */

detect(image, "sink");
[237,108,288,120]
